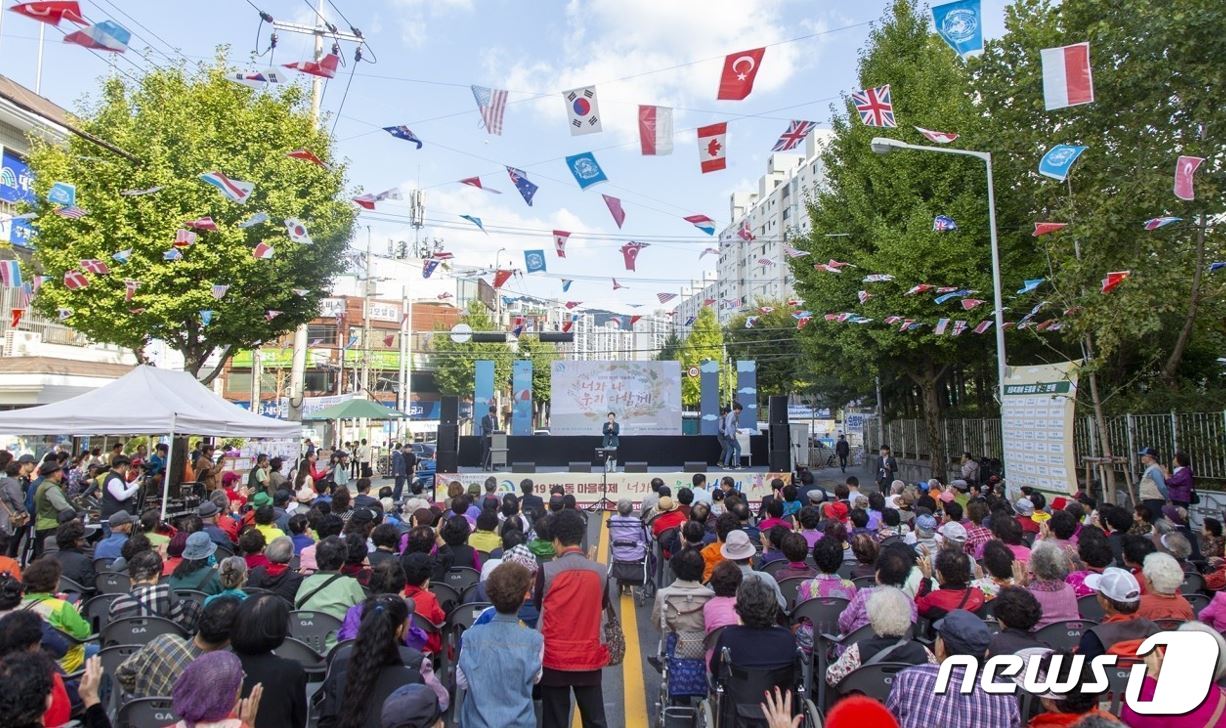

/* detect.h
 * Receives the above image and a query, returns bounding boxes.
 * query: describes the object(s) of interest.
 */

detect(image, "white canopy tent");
[0,365,301,516]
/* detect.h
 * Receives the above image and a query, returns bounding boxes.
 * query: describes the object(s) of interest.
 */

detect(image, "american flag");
[656,292,677,304]
[54,206,88,219]
[471,85,508,135]
[783,245,810,258]
[851,84,896,128]
[175,229,197,247]
[772,120,817,151]
[756,257,775,267]
[16,283,32,306]
[79,259,109,274]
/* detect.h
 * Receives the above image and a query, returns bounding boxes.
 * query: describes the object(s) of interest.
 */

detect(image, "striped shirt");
[886,663,1020,728]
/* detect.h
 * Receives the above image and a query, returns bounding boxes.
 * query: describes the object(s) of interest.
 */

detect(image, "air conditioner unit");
[3,329,39,357]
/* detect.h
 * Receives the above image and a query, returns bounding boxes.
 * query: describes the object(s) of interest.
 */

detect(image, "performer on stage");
[602,411,620,470]
[480,406,497,471]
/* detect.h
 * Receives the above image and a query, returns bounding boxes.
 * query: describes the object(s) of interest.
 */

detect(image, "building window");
[304,370,336,393]
[307,323,337,345]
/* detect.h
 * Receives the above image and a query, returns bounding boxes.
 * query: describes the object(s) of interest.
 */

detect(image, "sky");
[0,0,1008,314]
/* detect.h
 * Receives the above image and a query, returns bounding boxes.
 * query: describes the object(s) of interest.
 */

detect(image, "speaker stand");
[587,448,616,512]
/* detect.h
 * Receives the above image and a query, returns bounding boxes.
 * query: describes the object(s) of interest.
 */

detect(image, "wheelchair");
[695,646,823,728]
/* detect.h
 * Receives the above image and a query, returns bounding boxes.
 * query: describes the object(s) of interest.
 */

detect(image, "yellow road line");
[620,590,648,728]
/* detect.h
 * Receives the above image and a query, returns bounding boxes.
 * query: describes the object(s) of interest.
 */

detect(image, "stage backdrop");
[550,361,682,436]
[435,470,791,507]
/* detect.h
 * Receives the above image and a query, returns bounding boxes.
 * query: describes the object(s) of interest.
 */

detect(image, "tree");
[678,307,728,407]
[655,331,682,362]
[28,58,357,380]
[430,300,512,398]
[515,334,558,424]
[723,302,802,398]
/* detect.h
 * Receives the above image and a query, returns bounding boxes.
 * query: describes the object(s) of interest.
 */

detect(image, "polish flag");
[1033,222,1068,237]
[553,230,570,258]
[1174,155,1205,201]
[1041,42,1094,110]
[697,123,727,173]
[638,105,673,155]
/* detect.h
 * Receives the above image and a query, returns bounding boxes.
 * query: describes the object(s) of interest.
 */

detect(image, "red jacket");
[404,584,445,655]
[651,510,686,539]
[916,585,986,618]
[539,547,609,672]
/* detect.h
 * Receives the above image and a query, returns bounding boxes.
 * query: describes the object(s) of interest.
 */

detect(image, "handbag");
[603,601,625,666]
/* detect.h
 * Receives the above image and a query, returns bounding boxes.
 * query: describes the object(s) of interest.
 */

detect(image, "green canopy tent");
[303,398,408,421]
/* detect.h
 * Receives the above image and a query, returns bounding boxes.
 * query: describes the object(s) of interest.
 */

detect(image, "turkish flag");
[9,2,86,27]
[620,242,648,271]
[10,308,24,328]
[717,48,765,100]
[697,123,727,174]
[493,269,512,288]
[1174,155,1204,201]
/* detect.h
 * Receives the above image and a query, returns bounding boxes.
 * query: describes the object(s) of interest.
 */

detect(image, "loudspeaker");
[440,396,459,425]
[624,462,649,473]
[768,422,790,473]
[435,424,458,472]
[512,462,536,473]
[568,462,592,473]
[768,395,788,426]
[684,461,707,473]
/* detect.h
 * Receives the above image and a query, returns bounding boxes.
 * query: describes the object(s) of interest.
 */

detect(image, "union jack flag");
[851,84,896,128]
[772,120,817,151]
[656,292,677,304]
[79,259,109,274]
[471,85,508,135]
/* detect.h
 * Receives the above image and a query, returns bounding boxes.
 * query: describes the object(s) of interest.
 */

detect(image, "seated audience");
[293,536,366,621]
[915,548,985,619]
[1022,650,1112,726]
[232,593,307,728]
[207,556,249,606]
[1076,567,1160,660]
[1024,542,1080,629]
[651,547,713,699]
[1066,526,1113,597]
[849,534,878,580]
[0,610,73,726]
[22,558,91,671]
[111,547,204,632]
[700,513,738,582]
[117,594,240,699]
[246,536,303,604]
[432,515,481,582]
[239,529,269,570]
[826,586,935,686]
[797,535,857,603]
[401,552,446,655]
[379,684,442,728]
[1136,551,1194,621]
[985,586,1045,656]
[709,576,796,677]
[52,519,95,592]
[839,544,917,635]
[168,650,261,728]
[702,561,742,665]
[972,540,1018,600]
[1121,622,1226,728]
[168,532,224,594]
[368,524,401,568]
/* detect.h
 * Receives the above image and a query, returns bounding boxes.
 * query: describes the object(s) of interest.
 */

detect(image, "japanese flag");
[697,123,727,174]
[1041,42,1094,110]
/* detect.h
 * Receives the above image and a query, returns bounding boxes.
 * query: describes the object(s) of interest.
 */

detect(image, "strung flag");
[783,245,810,258]
[1100,270,1129,294]
[63,19,129,52]
[905,284,934,295]
[562,314,579,333]
[351,188,401,210]
[630,315,642,327]
[506,167,538,207]
[1020,302,1044,322]
[199,310,213,326]
[200,171,254,205]
[564,301,582,309]
[697,123,727,173]
[755,257,775,267]
[471,85,508,135]
[758,306,775,314]
[565,152,607,189]
[187,216,218,231]
[284,219,312,244]
[56,307,72,320]
[265,310,281,321]
[814,263,844,274]
[283,52,339,79]
[602,194,626,228]
[239,212,268,229]
[684,214,716,236]
[737,220,754,241]
[1143,216,1182,230]
[1173,156,1205,201]
[786,298,804,307]
[960,298,986,310]
[62,270,88,289]
[437,292,454,300]
[252,242,275,259]
[459,214,486,234]
[123,278,138,301]
[422,259,439,279]
[492,269,513,289]
[9,2,86,27]
[638,105,673,155]
[431,250,455,261]
[772,120,817,152]
[863,273,895,283]
[1033,222,1067,236]
[1038,144,1088,182]
[291,288,308,297]
[287,149,324,166]
[621,242,648,271]
[745,316,759,329]
[1040,42,1094,111]
[657,292,677,304]
[79,259,108,274]
[933,215,958,232]
[612,278,627,291]
[228,69,285,88]
[0,260,21,288]
[934,290,971,304]
[825,259,852,269]
[53,205,87,218]
[459,177,501,194]
[935,286,959,294]
[562,86,602,135]
[174,229,197,248]
[700,247,719,259]
[561,279,573,292]
[796,314,812,330]
[211,284,229,299]
[931,0,983,59]
[552,230,570,258]
[112,249,131,264]
[914,126,959,144]
[851,85,896,128]
[9,307,23,328]
[1208,262,1225,273]
[383,126,423,149]
[47,181,75,206]
[1017,278,1044,295]
[857,290,872,304]
[684,315,696,326]
[120,186,162,196]
[952,320,968,337]
[524,250,547,274]
[162,249,183,261]
[383,334,395,347]
[934,318,950,335]
[717,48,765,100]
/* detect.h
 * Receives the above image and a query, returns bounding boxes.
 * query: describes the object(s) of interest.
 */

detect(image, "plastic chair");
[273,635,327,678]
[1180,572,1206,595]
[1033,620,1096,652]
[95,571,131,595]
[115,696,177,728]
[429,582,461,614]
[98,643,142,716]
[791,597,850,634]
[58,576,89,602]
[1077,594,1106,621]
[762,560,790,578]
[286,610,343,656]
[777,577,808,611]
[173,589,208,612]
[93,557,115,573]
[101,616,188,648]
[441,566,481,594]
[851,575,877,590]
[1187,592,1211,616]
[834,662,914,706]
[81,593,120,633]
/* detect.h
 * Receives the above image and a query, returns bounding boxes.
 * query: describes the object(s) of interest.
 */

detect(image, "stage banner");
[699,360,720,435]
[436,470,791,507]
[474,360,495,427]
[550,360,682,435]
[511,359,533,436]
[736,360,758,426]
[1001,361,1080,496]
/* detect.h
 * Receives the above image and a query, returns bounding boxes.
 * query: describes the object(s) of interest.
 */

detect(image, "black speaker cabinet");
[568,462,592,473]
[768,395,788,425]
[511,462,536,473]
[624,462,649,473]
[684,461,707,472]
[440,396,459,425]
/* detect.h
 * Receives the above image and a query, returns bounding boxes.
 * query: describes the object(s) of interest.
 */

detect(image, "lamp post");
[870,137,1008,404]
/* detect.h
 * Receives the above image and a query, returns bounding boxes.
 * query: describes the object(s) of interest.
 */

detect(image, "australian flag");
[933,215,958,232]
[506,166,538,207]
[422,259,439,279]
[383,125,423,149]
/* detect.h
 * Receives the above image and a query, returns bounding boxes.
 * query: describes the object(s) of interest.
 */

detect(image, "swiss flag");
[697,123,727,174]
[717,48,765,100]
[1041,42,1094,110]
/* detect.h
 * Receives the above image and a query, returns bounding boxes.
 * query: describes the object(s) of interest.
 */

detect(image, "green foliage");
[723,302,801,398]
[678,307,727,407]
[430,300,512,397]
[28,57,357,376]
[515,334,558,404]
[655,331,682,362]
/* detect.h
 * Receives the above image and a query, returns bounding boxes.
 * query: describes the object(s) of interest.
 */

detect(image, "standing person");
[0,459,30,559]
[875,445,898,491]
[1136,447,1168,522]
[480,406,497,471]
[247,454,270,494]
[99,456,139,532]
[601,412,620,470]
[356,439,371,479]
[31,462,70,560]
[715,406,731,469]
[723,403,743,470]
[7,454,36,558]
[835,435,850,473]
[959,452,980,486]
[1166,451,1194,510]
[403,444,418,497]
[536,510,610,728]
[391,443,406,502]
[195,443,219,492]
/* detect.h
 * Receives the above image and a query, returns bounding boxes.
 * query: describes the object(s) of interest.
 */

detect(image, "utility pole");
[280,0,364,423]
[250,349,262,415]
[361,225,373,396]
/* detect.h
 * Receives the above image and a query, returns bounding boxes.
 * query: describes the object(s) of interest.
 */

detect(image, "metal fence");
[863,411,1226,488]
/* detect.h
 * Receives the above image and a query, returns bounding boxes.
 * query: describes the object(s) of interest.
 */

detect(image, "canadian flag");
[553,230,570,258]
[63,270,88,289]
[697,123,727,173]
[638,105,673,155]
[1040,42,1094,110]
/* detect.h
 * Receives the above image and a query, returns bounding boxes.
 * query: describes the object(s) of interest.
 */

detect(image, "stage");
[433,468,791,507]
[455,433,770,469]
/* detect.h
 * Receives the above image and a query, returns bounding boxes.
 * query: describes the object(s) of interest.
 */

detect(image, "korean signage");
[436,470,791,506]
[367,301,403,323]
[1001,362,1080,495]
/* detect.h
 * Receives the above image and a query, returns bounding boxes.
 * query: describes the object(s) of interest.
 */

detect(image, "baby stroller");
[608,514,656,606]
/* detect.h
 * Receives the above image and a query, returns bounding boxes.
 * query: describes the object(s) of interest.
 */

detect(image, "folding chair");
[101,616,187,648]
[1033,619,1096,652]
[441,566,481,595]
[273,635,327,679]
[286,610,343,656]
[115,697,177,728]
[95,571,131,595]
[1077,594,1106,621]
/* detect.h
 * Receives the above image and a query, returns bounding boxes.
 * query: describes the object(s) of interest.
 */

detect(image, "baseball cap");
[1138,446,1158,458]
[720,530,756,561]
[915,514,937,535]
[380,684,440,728]
[1014,498,1035,516]
[37,461,62,476]
[934,609,991,657]
[1084,567,1142,603]
[107,509,138,528]
[939,521,967,543]
[16,454,35,464]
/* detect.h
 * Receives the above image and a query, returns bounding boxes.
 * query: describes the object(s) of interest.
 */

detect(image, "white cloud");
[390,0,474,47]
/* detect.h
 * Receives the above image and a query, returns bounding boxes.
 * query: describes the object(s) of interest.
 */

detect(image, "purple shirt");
[838,585,917,635]
[1028,580,1080,629]
[797,573,857,604]
[339,602,429,650]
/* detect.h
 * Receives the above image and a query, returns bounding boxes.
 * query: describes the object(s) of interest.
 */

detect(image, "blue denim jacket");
[458,612,543,728]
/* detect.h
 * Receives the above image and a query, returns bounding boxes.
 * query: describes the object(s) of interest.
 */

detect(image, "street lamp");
[870,136,1008,404]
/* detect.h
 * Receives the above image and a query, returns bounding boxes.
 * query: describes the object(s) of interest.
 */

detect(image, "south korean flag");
[563,85,602,135]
